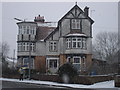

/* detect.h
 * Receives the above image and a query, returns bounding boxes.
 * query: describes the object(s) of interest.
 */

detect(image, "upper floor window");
[66,37,87,49]
[71,19,81,29]
[66,38,71,49]
[49,41,57,52]
[18,26,36,35]
[17,42,35,52]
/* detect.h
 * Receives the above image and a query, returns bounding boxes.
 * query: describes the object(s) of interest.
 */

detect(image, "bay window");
[66,37,86,49]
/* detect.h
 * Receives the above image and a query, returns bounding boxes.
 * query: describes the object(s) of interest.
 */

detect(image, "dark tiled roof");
[44,27,59,41]
[36,26,56,40]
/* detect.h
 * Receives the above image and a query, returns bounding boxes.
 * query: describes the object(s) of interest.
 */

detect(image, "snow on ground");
[0,78,119,89]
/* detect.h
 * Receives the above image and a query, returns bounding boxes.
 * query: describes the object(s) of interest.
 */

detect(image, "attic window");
[71,19,81,29]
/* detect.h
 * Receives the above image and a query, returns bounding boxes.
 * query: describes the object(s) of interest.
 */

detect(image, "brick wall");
[34,56,46,73]
[59,54,67,66]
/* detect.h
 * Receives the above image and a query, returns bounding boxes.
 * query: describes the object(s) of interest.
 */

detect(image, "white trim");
[73,56,81,64]
[67,57,71,62]
[46,57,59,69]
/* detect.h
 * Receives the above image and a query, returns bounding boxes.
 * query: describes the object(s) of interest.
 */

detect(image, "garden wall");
[31,74,113,85]
[3,74,113,85]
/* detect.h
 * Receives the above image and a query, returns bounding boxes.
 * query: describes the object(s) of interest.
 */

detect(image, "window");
[71,19,81,29]
[23,58,34,69]
[66,38,71,49]
[77,38,82,48]
[19,43,22,51]
[27,26,29,34]
[73,57,81,70]
[66,37,87,49]
[31,43,35,52]
[67,57,71,62]
[72,38,77,48]
[23,43,25,51]
[72,38,82,48]
[73,57,81,64]
[26,43,29,51]
[23,26,26,34]
[49,60,57,68]
[49,41,57,52]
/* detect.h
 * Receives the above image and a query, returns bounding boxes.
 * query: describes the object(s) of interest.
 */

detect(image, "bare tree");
[0,42,10,73]
[0,42,10,59]
[93,32,118,62]
[92,32,118,74]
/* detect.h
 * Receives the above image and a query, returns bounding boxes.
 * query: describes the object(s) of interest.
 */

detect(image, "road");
[1,80,93,90]
[1,80,119,90]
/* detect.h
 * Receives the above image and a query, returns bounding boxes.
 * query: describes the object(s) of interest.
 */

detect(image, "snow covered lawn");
[0,78,119,89]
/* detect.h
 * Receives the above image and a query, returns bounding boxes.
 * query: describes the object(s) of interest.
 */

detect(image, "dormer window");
[71,19,81,29]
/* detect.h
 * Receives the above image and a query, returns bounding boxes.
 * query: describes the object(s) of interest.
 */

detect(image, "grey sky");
[2,2,118,58]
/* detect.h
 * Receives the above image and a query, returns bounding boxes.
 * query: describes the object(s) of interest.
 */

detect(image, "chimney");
[34,15,45,23]
[84,6,89,17]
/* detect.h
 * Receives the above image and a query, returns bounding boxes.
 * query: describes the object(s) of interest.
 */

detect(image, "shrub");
[57,62,78,83]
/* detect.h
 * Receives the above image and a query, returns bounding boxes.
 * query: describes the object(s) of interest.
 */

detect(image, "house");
[16,4,94,74]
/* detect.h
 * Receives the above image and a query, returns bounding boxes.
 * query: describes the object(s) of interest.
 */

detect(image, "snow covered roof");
[66,33,87,37]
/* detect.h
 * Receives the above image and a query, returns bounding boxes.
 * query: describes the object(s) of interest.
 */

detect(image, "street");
[1,80,119,90]
[1,80,93,90]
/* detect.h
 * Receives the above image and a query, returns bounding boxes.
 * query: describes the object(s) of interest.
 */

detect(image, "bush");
[57,62,78,83]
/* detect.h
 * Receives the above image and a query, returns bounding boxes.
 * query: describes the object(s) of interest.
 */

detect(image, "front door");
[47,58,59,74]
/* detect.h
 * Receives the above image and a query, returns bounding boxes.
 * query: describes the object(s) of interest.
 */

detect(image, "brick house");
[16,4,94,74]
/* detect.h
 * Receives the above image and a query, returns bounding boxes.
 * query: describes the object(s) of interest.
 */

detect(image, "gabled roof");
[58,4,94,24]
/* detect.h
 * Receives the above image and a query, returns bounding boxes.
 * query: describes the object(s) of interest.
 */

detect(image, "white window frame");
[72,38,77,48]
[71,19,81,29]
[26,43,29,51]
[47,58,59,69]
[31,43,35,52]
[66,38,71,49]
[73,56,81,71]
[49,41,57,52]
[77,38,82,48]
[67,57,71,62]
[73,56,81,64]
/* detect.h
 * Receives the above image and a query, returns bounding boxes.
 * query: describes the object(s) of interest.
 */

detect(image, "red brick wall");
[34,56,46,73]
[59,54,67,66]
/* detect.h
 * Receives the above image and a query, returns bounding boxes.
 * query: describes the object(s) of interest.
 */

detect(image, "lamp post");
[29,39,31,80]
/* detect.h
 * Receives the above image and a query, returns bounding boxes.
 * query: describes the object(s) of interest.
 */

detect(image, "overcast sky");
[1,2,118,58]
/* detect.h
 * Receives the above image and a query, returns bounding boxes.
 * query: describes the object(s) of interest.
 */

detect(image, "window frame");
[73,56,81,64]
[71,19,81,30]
[49,41,58,52]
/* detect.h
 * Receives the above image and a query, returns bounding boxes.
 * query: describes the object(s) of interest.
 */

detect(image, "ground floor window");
[49,60,57,68]
[47,58,59,69]
[23,58,34,69]
[73,57,81,70]
[67,56,86,71]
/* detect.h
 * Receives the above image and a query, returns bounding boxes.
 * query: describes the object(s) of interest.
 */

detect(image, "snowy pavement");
[0,78,120,89]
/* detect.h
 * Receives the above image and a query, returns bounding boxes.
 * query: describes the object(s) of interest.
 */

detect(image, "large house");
[16,4,94,74]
